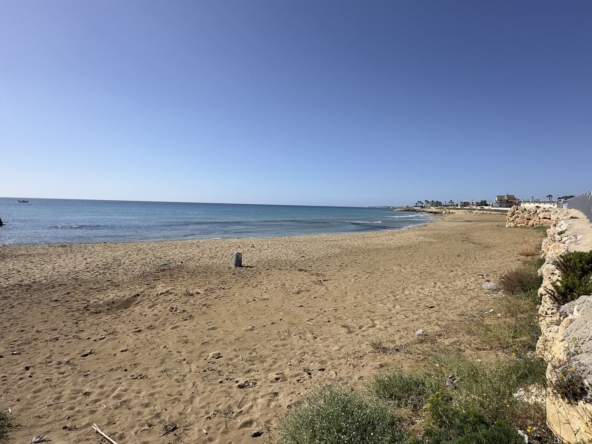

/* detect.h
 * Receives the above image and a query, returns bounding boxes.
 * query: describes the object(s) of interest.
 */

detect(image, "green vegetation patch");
[552,366,589,404]
[419,392,524,444]
[549,250,592,305]
[369,369,438,412]
[0,410,12,440]
[467,259,543,354]
[428,356,546,424]
[278,384,408,444]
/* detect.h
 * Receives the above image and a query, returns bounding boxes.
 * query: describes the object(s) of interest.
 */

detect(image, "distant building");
[492,194,521,208]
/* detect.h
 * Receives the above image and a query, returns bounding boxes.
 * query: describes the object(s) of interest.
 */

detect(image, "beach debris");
[447,374,459,386]
[250,429,264,437]
[233,252,243,267]
[237,379,256,389]
[415,329,426,336]
[92,423,119,444]
[208,351,222,359]
[203,429,208,435]
[7,408,11,414]
[29,436,51,443]
[131,327,142,333]
[159,422,178,437]
[80,349,94,358]
[482,282,498,291]
[517,429,529,443]
[11,350,21,355]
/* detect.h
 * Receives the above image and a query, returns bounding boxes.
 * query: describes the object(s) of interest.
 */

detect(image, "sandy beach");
[0,213,544,443]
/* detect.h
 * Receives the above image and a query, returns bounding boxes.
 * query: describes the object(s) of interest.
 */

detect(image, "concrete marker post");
[233,252,243,268]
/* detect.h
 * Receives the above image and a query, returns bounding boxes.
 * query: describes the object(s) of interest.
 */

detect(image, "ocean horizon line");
[0,196,387,209]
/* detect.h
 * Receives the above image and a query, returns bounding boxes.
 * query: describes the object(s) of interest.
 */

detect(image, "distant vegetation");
[414,199,491,208]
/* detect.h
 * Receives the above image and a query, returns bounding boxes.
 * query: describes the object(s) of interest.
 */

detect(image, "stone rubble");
[505,205,562,228]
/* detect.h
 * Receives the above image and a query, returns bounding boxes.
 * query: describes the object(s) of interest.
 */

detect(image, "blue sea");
[0,198,429,246]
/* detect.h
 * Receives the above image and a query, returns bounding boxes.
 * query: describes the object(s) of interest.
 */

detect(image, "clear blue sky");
[1,1,590,206]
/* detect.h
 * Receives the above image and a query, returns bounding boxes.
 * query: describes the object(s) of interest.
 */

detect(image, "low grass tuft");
[369,338,391,354]
[0,410,12,440]
[419,392,524,443]
[466,287,541,354]
[369,368,438,412]
[278,385,408,444]
[430,356,546,423]
[552,366,589,404]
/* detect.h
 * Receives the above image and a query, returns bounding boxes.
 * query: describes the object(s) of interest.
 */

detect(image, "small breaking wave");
[388,214,429,219]
[53,224,102,229]
[348,220,382,224]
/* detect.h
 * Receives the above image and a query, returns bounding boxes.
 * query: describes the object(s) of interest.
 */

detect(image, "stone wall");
[534,209,592,443]
[505,205,558,227]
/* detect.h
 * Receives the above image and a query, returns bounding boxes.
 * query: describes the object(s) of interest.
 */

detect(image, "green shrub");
[369,369,439,411]
[0,410,11,440]
[549,251,592,305]
[552,366,589,404]
[278,385,408,444]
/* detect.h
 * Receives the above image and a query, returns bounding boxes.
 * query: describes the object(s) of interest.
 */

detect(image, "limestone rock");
[533,208,592,443]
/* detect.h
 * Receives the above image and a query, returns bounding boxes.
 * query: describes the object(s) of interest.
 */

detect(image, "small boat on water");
[18,200,29,203]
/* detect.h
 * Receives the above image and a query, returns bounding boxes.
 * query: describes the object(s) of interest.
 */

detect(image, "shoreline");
[0,217,435,248]
[1,212,542,443]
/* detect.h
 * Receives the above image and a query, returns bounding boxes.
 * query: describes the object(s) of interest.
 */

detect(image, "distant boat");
[18,200,29,203]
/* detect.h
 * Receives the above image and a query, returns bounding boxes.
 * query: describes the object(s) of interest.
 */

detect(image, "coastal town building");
[492,194,521,208]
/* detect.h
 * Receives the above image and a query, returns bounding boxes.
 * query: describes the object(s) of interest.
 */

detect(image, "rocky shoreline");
[510,206,592,442]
